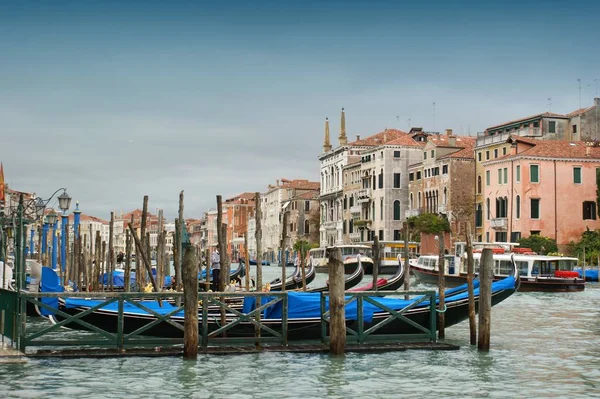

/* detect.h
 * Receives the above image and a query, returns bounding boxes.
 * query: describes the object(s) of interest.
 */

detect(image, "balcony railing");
[357,188,371,203]
[322,221,337,230]
[405,209,421,218]
[490,218,507,229]
[350,205,362,215]
[354,219,372,229]
[349,232,361,241]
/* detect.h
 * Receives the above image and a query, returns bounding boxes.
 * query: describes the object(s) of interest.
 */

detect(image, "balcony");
[357,188,371,203]
[354,219,372,229]
[405,209,421,218]
[437,204,447,214]
[349,232,361,241]
[322,221,337,230]
[350,205,362,216]
[490,218,507,229]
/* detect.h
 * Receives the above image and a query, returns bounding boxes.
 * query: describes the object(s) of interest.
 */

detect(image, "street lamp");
[46,210,59,270]
[57,191,72,213]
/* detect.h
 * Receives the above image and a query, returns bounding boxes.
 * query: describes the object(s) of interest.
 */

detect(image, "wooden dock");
[0,342,27,363]
[21,341,459,359]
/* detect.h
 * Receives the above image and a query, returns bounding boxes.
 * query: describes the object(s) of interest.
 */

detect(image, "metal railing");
[319,290,437,344]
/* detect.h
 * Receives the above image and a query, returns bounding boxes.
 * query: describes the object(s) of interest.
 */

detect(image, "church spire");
[339,107,347,146]
[323,117,332,152]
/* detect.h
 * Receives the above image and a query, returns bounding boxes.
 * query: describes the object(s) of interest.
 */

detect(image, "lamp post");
[47,210,59,270]
[73,201,81,239]
[58,192,73,275]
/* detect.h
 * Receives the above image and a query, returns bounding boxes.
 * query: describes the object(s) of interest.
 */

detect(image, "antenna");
[547,97,552,112]
[432,101,436,131]
[396,115,399,127]
[578,78,582,109]
[407,118,411,130]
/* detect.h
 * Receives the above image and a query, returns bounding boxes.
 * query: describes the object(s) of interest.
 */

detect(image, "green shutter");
[573,167,582,184]
[530,165,539,183]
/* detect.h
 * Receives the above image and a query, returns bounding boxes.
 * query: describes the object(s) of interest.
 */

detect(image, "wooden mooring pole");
[244,234,250,291]
[280,211,288,292]
[466,223,476,345]
[403,223,410,300]
[372,236,380,291]
[478,247,493,351]
[182,227,199,358]
[437,232,446,339]
[328,247,345,356]
[254,192,263,348]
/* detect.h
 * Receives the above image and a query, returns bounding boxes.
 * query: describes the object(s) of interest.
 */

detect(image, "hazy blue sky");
[1,1,599,219]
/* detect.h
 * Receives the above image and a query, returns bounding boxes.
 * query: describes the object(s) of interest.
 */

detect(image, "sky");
[1,0,599,220]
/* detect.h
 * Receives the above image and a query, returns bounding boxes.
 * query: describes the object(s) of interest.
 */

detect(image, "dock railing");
[320,290,438,344]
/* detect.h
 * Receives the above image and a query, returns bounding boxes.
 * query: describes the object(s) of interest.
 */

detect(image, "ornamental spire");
[339,108,347,146]
[323,117,332,153]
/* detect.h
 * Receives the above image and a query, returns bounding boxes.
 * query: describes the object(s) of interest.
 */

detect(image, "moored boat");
[412,242,583,292]
[310,245,375,274]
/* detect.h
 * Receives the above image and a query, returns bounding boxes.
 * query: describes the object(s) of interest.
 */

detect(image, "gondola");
[348,258,406,292]
[306,262,364,293]
[293,261,316,289]
[269,263,300,291]
[238,257,271,266]
[198,261,246,290]
[48,271,518,340]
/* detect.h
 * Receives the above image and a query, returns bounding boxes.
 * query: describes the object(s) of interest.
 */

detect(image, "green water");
[1,268,600,398]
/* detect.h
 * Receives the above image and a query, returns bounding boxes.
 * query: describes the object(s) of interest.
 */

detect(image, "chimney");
[445,129,453,136]
[595,97,600,107]
[356,135,360,141]
[448,136,456,147]
[587,146,591,157]
[276,179,280,187]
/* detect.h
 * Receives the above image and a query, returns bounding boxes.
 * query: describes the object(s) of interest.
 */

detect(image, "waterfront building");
[223,192,255,261]
[568,97,600,142]
[318,108,410,246]
[481,136,600,249]
[342,159,362,243]
[285,189,320,248]
[407,129,476,254]
[260,178,319,262]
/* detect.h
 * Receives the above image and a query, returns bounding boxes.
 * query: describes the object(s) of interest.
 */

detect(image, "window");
[380,198,383,220]
[572,125,577,134]
[393,173,401,188]
[304,220,310,234]
[583,201,597,220]
[530,165,539,183]
[431,150,435,158]
[549,121,556,133]
[486,170,490,186]
[486,198,490,220]
[349,220,353,234]
[477,176,482,194]
[533,121,539,128]
[503,168,508,184]
[442,165,448,174]
[485,232,490,242]
[531,198,540,219]
[497,169,502,184]
[394,230,401,240]
[495,232,507,242]
[343,196,347,210]
[378,170,383,189]
[478,152,482,162]
[416,171,421,180]
[511,232,521,242]
[476,204,482,227]
[393,200,401,220]
[409,172,414,181]
[379,230,384,240]
[486,150,490,160]
[494,149,498,158]
[394,150,401,158]
[516,165,521,183]
[305,201,310,212]
[503,147,507,156]
[530,230,540,236]
[349,196,354,207]
[496,197,508,218]
[573,167,582,184]
[424,151,427,160]
[343,220,346,234]
[516,195,521,219]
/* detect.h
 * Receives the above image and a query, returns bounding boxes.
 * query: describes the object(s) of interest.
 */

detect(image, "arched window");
[393,200,401,220]
[516,195,521,219]
[418,192,422,209]
[486,198,491,220]
[443,187,447,205]
[477,175,482,194]
[410,193,414,209]
[304,220,310,235]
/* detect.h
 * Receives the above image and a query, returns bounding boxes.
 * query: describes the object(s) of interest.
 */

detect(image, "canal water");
[1,266,599,398]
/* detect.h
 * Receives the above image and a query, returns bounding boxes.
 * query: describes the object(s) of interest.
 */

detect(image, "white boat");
[309,245,375,274]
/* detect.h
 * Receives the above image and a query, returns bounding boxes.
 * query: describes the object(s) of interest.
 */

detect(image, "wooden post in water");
[101,241,106,291]
[94,231,101,291]
[403,223,410,300]
[140,196,149,288]
[177,191,184,292]
[437,232,446,339]
[82,234,89,290]
[300,250,307,292]
[124,229,131,292]
[254,192,263,348]
[478,247,493,351]
[244,233,250,291]
[173,219,180,290]
[157,209,164,291]
[280,211,288,292]
[328,246,345,356]
[372,236,380,291]
[127,223,159,293]
[466,223,476,345]
[182,233,199,359]
[204,249,210,292]
[108,212,114,291]
[64,221,70,286]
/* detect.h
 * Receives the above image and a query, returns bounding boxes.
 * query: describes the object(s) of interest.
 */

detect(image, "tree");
[517,235,558,255]
[568,229,600,265]
[409,213,451,235]
[307,208,320,245]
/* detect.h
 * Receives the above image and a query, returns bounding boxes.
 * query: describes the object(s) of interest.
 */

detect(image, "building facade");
[481,136,600,249]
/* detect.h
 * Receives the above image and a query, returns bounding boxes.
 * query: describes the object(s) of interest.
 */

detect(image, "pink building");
[481,136,600,249]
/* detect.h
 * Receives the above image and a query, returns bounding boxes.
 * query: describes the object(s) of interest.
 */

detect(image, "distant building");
[481,136,600,249]
[568,97,600,142]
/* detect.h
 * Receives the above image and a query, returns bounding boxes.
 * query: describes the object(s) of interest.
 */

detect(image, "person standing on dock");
[211,248,221,292]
